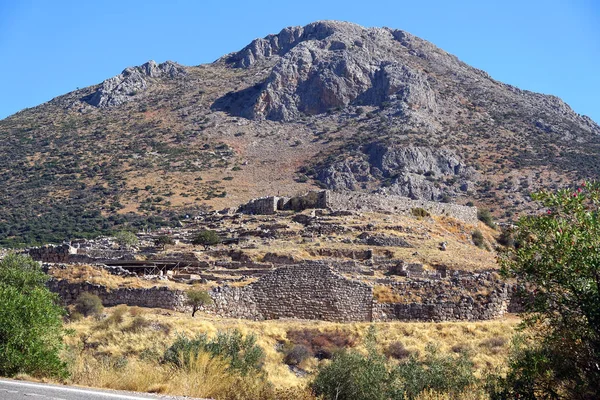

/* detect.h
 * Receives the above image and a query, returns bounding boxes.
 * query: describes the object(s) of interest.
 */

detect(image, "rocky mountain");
[0,20,598,246]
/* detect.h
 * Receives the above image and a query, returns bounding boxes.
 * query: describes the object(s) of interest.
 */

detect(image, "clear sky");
[1,0,598,123]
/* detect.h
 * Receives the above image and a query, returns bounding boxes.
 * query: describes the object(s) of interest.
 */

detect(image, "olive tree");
[191,229,220,250]
[0,254,68,378]
[494,181,600,398]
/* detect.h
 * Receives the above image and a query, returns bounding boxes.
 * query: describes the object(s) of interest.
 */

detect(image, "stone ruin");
[237,190,478,224]
[47,262,524,323]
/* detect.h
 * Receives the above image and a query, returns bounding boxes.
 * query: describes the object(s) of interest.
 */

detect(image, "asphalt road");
[0,379,205,400]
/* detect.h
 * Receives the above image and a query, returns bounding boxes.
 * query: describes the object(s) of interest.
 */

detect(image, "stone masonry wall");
[238,190,477,224]
[211,264,373,322]
[373,272,511,322]
[47,279,188,311]
[326,191,478,224]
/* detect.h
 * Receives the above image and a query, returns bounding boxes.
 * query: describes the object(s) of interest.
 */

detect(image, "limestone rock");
[83,60,186,108]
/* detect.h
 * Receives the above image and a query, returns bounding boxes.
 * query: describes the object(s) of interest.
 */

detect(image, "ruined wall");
[326,191,478,224]
[238,190,477,224]
[237,196,279,215]
[373,272,512,322]
[211,264,373,322]
[29,245,74,263]
[47,279,188,311]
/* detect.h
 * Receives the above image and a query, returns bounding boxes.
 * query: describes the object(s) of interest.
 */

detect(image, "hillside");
[0,20,598,246]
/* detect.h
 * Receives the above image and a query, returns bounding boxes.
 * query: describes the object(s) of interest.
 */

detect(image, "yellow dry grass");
[49,264,192,291]
[64,306,519,395]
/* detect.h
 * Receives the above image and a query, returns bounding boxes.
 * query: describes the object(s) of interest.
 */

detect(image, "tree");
[186,289,213,317]
[496,181,600,398]
[154,235,175,250]
[191,229,220,250]
[114,230,139,249]
[0,254,68,378]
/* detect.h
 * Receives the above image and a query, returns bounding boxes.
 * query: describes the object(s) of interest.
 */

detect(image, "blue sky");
[1,0,598,122]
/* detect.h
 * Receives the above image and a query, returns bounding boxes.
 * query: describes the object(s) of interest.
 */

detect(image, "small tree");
[192,229,221,250]
[114,230,139,249]
[186,289,213,317]
[494,181,600,397]
[0,254,67,378]
[154,235,175,250]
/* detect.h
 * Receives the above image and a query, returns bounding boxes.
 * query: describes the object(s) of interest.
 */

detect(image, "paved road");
[0,379,205,400]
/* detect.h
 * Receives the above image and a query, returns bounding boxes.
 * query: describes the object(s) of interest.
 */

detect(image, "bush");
[283,345,311,366]
[311,328,478,400]
[396,344,477,398]
[287,329,356,360]
[312,349,393,400]
[477,208,496,229]
[0,254,68,378]
[496,226,515,248]
[471,230,486,249]
[74,292,104,317]
[384,341,410,360]
[191,229,221,250]
[163,330,265,376]
[411,207,430,218]
[122,315,151,333]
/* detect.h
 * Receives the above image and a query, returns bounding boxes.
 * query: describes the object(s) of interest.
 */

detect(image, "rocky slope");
[0,20,598,246]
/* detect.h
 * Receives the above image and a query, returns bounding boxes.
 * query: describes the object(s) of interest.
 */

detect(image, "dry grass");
[49,264,193,291]
[63,306,519,397]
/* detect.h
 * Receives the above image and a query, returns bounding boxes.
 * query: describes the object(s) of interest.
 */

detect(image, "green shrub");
[154,235,175,249]
[477,208,496,229]
[472,230,486,249]
[396,344,477,398]
[411,208,430,218]
[74,292,104,317]
[496,181,600,397]
[311,328,477,400]
[312,349,394,400]
[163,330,265,376]
[0,254,68,378]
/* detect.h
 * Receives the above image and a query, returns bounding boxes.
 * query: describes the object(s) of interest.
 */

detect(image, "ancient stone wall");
[29,245,74,263]
[238,190,477,224]
[326,191,478,224]
[237,196,279,215]
[211,264,373,322]
[47,266,526,322]
[47,279,188,311]
[373,272,512,322]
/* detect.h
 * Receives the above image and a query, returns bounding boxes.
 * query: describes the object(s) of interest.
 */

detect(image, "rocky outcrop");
[213,20,599,146]
[213,21,439,121]
[318,144,477,201]
[83,60,186,108]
